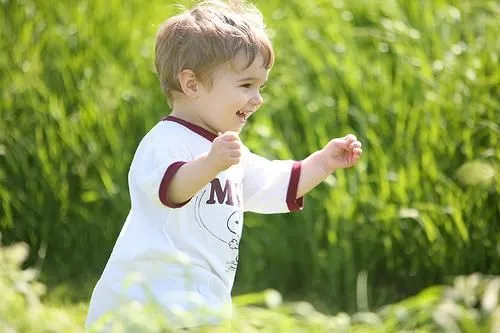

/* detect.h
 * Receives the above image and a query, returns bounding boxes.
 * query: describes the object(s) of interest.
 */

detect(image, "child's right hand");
[207,131,242,172]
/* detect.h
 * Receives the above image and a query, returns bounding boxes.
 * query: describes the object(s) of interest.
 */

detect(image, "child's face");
[196,51,269,134]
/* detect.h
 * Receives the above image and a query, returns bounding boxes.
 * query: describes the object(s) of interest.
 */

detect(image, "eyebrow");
[237,77,266,83]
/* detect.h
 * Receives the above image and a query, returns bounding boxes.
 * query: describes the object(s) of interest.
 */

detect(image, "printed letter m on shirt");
[206,178,234,206]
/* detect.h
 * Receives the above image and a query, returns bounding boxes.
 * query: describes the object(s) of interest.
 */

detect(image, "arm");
[166,132,242,205]
[297,134,363,198]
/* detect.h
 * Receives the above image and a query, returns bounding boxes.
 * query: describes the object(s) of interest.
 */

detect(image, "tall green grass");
[3,242,500,332]
[0,0,499,313]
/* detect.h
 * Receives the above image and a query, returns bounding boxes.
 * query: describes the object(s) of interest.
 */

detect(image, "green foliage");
[0,241,86,332]
[0,0,499,314]
[2,242,500,332]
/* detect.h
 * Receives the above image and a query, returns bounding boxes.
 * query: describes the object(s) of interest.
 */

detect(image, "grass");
[3,241,500,332]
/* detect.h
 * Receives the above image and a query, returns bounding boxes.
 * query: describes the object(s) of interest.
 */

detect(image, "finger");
[349,141,362,149]
[226,142,241,149]
[353,148,362,155]
[220,132,240,141]
[228,156,241,164]
[344,134,357,142]
[229,157,241,166]
[229,150,242,158]
[332,139,350,150]
[223,131,239,136]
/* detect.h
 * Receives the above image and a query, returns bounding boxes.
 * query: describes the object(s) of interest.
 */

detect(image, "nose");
[250,90,263,107]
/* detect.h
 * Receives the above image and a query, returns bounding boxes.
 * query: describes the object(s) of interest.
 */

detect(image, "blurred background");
[0,0,499,331]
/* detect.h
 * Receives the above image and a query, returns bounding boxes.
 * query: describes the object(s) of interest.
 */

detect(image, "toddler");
[86,0,362,330]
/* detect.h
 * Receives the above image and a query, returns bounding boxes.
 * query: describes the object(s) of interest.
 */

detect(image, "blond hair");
[155,0,274,104]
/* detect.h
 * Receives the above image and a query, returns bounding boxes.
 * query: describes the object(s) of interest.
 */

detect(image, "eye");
[259,84,267,91]
[240,83,252,88]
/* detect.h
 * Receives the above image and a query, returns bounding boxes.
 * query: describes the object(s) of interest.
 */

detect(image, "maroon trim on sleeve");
[286,161,304,211]
[159,161,191,208]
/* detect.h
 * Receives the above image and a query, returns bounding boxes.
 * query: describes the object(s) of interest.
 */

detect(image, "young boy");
[86,0,362,330]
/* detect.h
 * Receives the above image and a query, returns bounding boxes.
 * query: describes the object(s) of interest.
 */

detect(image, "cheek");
[237,91,250,105]
[224,90,246,108]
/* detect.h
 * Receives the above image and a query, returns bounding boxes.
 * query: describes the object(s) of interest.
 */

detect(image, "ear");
[178,69,199,98]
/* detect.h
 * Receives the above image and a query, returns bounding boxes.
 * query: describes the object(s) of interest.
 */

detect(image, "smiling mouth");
[236,110,251,123]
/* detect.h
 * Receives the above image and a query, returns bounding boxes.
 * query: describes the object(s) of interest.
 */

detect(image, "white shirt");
[85,116,303,329]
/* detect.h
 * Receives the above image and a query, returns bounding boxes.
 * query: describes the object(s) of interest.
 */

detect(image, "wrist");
[317,148,336,175]
[203,153,224,175]
[296,149,336,198]
[304,149,334,179]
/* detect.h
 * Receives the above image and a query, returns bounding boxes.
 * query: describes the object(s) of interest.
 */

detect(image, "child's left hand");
[321,134,363,171]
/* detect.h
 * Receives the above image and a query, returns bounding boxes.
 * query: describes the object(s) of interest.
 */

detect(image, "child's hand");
[207,131,242,172]
[321,134,363,172]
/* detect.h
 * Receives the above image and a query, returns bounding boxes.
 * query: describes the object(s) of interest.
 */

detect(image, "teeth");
[237,111,247,122]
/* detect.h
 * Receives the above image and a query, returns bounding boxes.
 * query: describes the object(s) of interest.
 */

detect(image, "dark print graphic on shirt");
[194,178,243,272]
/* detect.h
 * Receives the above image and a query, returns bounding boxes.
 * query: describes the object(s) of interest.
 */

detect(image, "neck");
[170,102,216,135]
[170,99,199,123]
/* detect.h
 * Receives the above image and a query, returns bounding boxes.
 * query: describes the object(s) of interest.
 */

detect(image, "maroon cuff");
[158,161,191,208]
[286,161,304,211]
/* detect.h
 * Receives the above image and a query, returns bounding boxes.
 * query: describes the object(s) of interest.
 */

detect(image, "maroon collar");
[162,115,217,142]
